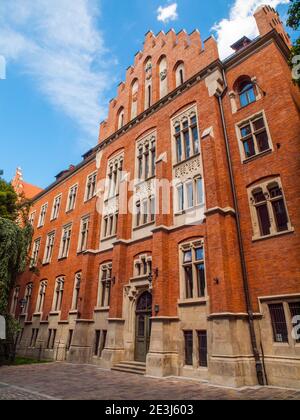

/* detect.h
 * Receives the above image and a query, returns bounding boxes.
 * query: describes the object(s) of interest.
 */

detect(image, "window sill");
[49,311,61,316]
[174,204,204,217]
[58,256,68,261]
[69,310,79,315]
[101,235,117,243]
[173,153,200,169]
[33,313,42,317]
[65,209,75,214]
[242,149,272,164]
[252,228,295,243]
[133,221,155,231]
[135,175,156,188]
[94,307,110,313]
[42,262,50,267]
[104,194,119,203]
[178,298,208,307]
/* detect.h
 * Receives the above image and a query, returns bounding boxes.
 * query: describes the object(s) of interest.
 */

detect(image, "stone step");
[112,361,146,376]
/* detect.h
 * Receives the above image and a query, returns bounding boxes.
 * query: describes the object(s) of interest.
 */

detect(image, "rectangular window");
[173,111,200,164]
[78,216,89,253]
[198,331,208,367]
[177,185,184,212]
[36,281,47,313]
[94,330,101,356]
[59,224,72,259]
[38,204,48,228]
[53,278,64,312]
[43,232,55,264]
[184,331,193,366]
[31,238,41,268]
[85,172,97,201]
[238,114,271,161]
[47,329,57,350]
[99,330,107,358]
[72,273,81,311]
[29,211,36,226]
[196,178,203,205]
[186,182,194,209]
[289,302,300,344]
[51,195,62,220]
[99,264,112,308]
[269,303,288,343]
[136,138,156,181]
[66,330,73,351]
[66,185,78,212]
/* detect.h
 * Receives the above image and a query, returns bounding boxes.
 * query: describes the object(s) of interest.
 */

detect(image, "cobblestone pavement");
[0,363,299,400]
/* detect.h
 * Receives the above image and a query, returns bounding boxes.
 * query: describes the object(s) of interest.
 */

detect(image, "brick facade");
[12,5,300,388]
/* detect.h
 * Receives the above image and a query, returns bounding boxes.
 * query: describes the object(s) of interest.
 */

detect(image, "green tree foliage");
[0,178,18,221]
[0,176,33,363]
[287,0,300,86]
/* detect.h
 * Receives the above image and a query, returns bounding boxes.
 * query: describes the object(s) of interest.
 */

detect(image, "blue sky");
[0,0,293,188]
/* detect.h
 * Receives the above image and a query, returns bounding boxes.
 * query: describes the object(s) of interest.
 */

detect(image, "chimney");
[254,4,291,47]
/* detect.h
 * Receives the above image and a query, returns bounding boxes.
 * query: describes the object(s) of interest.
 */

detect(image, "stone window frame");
[97,262,113,309]
[133,254,152,279]
[37,203,48,228]
[131,79,139,120]
[175,62,185,88]
[52,277,65,312]
[158,55,168,99]
[171,106,200,166]
[30,237,41,268]
[182,329,208,369]
[134,195,156,229]
[175,176,204,215]
[77,215,90,253]
[50,194,62,221]
[58,223,72,259]
[29,210,36,226]
[235,110,273,163]
[94,329,108,358]
[105,152,124,201]
[43,231,56,265]
[261,297,300,348]
[21,283,33,315]
[71,272,82,311]
[144,58,152,110]
[117,107,125,130]
[135,132,156,183]
[247,176,294,242]
[229,76,262,114]
[10,286,20,315]
[35,279,48,314]
[179,239,207,302]
[66,183,78,212]
[84,171,97,202]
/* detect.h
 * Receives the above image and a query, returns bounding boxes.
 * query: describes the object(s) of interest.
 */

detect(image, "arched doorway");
[135,291,152,362]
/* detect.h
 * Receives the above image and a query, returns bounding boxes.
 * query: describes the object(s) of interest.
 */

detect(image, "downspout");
[216,69,265,386]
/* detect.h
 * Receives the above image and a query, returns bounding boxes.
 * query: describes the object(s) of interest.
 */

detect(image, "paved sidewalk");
[0,363,299,400]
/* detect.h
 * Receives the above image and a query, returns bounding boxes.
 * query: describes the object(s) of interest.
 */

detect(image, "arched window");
[238,78,256,108]
[175,62,185,87]
[158,56,168,99]
[131,79,139,120]
[117,107,125,130]
[144,58,152,110]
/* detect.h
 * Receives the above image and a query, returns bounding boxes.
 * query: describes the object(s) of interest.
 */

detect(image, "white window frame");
[66,183,78,212]
[29,211,36,226]
[235,110,273,163]
[72,272,81,311]
[78,215,90,253]
[10,286,20,315]
[35,280,47,314]
[22,283,33,315]
[37,203,48,228]
[52,277,65,312]
[58,224,72,259]
[51,194,62,221]
[97,263,113,308]
[43,231,55,264]
[85,172,97,202]
[30,238,41,268]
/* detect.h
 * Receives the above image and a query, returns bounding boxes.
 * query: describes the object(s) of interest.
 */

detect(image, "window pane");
[187,182,194,208]
[256,131,269,152]
[289,302,300,343]
[178,185,184,211]
[192,126,199,154]
[269,304,288,343]
[183,250,192,263]
[253,118,265,131]
[243,137,255,158]
[272,199,288,232]
[195,248,204,261]
[257,204,271,236]
[184,130,191,159]
[253,190,265,204]
[198,331,208,367]
[176,135,182,162]
[184,267,193,299]
[240,125,251,138]
[184,331,193,366]
[196,263,206,298]
[196,178,203,204]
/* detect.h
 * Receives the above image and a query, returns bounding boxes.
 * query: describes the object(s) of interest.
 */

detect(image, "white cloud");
[0,0,116,147]
[157,3,178,24]
[213,0,290,59]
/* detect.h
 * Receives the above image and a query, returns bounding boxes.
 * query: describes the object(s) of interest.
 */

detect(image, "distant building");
[11,5,300,389]
[12,167,42,200]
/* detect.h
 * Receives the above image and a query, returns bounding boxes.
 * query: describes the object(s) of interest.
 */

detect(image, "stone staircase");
[111,361,146,376]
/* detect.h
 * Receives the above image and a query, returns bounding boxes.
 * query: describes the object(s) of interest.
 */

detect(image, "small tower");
[254,4,291,47]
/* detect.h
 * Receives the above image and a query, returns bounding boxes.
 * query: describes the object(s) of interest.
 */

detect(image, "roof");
[12,168,43,200]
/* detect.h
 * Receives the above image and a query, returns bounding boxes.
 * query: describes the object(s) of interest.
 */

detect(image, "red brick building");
[12,5,300,388]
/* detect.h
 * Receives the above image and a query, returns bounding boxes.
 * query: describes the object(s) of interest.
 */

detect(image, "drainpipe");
[216,69,265,386]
